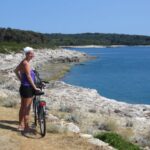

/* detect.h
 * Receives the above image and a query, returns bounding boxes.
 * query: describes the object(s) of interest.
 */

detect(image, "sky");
[0,0,150,35]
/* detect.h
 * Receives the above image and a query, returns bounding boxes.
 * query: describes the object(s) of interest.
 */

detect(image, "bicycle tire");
[33,96,39,127]
[39,106,46,137]
[34,104,38,126]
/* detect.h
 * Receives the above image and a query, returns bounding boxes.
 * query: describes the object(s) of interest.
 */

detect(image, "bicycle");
[32,70,48,137]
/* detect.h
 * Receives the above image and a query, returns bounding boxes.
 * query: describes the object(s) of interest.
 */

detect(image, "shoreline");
[45,80,150,148]
[0,47,149,106]
[61,44,150,48]
[61,45,126,48]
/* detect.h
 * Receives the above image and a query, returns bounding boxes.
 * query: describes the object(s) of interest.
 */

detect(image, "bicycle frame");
[32,70,48,137]
[33,94,47,137]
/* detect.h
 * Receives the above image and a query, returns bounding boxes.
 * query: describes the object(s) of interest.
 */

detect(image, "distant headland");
[1,27,150,53]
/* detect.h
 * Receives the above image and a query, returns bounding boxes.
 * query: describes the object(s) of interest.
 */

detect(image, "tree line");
[0,27,150,53]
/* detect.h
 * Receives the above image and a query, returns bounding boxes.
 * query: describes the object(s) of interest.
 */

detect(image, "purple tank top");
[21,69,35,86]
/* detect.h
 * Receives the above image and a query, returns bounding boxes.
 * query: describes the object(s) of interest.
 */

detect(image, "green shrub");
[94,132,141,150]
[0,42,25,53]
[0,41,57,54]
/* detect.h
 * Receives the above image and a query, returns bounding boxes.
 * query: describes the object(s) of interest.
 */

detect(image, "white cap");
[23,47,34,54]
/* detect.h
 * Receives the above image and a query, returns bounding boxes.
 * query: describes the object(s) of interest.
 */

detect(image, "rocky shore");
[45,81,150,147]
[0,48,92,108]
[61,45,126,48]
[0,48,91,71]
[0,48,150,149]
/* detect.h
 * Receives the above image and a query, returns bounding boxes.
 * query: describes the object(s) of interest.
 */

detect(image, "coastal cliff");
[0,48,149,149]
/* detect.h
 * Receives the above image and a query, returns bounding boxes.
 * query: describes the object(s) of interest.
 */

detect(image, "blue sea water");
[62,46,150,104]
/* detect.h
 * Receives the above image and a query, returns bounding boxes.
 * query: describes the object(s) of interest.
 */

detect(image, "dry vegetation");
[0,106,104,150]
[37,63,72,81]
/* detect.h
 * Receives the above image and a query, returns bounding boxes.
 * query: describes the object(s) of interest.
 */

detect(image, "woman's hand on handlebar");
[34,87,45,96]
[35,87,41,92]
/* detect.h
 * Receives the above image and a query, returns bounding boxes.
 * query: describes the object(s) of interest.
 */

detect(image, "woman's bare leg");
[18,97,25,129]
[23,97,33,129]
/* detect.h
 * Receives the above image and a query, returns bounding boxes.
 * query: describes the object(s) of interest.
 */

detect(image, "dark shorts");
[19,85,35,98]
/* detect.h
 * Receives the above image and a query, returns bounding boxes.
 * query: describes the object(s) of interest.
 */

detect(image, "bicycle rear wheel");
[39,106,46,137]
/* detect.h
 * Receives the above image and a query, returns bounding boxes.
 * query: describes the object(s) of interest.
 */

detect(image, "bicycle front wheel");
[39,106,46,137]
[33,97,38,127]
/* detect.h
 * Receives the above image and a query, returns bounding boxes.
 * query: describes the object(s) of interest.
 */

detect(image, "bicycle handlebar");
[41,80,49,84]
[34,90,45,96]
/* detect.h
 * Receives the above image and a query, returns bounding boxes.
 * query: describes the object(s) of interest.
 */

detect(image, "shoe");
[17,126,24,131]
[24,127,35,133]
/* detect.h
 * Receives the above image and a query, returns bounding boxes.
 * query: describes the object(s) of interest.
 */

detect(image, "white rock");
[0,91,8,99]
[47,114,59,122]
[5,55,13,60]
[88,138,116,150]
[65,122,80,133]
[79,133,93,139]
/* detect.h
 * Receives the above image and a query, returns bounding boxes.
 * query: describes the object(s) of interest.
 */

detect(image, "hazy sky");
[0,0,150,35]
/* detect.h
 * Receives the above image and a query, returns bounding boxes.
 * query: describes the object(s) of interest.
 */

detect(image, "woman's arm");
[14,65,21,81]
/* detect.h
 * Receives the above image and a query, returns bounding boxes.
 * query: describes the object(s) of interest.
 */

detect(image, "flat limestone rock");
[88,138,116,150]
[79,133,93,139]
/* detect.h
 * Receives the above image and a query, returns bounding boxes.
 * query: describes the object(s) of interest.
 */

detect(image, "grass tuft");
[3,100,18,108]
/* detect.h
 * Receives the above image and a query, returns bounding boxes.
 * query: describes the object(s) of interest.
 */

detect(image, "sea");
[62,46,150,104]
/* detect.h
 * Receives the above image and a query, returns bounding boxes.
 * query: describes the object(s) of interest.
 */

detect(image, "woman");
[14,47,40,131]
